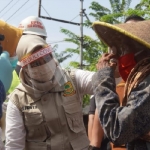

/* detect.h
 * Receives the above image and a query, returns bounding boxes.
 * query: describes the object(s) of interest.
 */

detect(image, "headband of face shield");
[21,46,67,86]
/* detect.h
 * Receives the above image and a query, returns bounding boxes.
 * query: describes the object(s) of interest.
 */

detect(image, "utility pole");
[38,0,42,18]
[38,0,88,69]
[80,0,84,69]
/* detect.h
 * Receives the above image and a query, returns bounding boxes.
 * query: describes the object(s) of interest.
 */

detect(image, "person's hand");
[96,53,117,70]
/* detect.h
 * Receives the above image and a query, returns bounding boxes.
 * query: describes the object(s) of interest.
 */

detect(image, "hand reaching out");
[96,53,118,70]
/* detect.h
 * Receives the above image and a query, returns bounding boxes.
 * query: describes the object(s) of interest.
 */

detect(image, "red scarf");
[118,53,136,81]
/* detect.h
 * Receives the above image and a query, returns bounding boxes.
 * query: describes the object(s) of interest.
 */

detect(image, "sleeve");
[92,66,150,145]
[74,69,95,95]
[5,101,26,150]
[89,96,96,115]
[0,128,4,150]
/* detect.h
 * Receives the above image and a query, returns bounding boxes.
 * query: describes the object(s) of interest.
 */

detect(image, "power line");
[0,0,14,14]
[8,1,38,20]
[47,38,99,45]
[41,5,51,17]
[70,14,80,22]
[6,0,29,22]
[47,40,66,44]
[0,0,20,18]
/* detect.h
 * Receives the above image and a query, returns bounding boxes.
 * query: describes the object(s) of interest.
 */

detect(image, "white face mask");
[26,59,56,82]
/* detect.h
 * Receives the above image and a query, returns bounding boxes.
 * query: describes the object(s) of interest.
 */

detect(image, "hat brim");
[92,21,150,53]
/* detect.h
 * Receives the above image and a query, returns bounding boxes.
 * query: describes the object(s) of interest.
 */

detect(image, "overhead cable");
[0,0,14,14]
[8,1,38,20]
[0,0,20,18]
[70,14,80,22]
[6,0,29,22]
[47,40,66,44]
[41,5,51,17]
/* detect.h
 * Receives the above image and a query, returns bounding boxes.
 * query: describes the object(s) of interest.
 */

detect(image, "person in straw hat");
[91,19,150,150]
[88,15,145,150]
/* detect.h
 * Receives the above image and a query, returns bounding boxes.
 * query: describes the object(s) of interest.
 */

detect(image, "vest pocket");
[70,133,89,150]
[25,141,47,150]
[64,101,84,133]
[24,112,43,126]
[24,112,48,142]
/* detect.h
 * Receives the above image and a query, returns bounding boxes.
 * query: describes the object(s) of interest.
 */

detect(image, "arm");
[75,69,95,95]
[93,67,150,145]
[0,127,4,150]
[5,101,26,150]
[88,96,96,141]
[90,109,104,148]
[88,114,94,141]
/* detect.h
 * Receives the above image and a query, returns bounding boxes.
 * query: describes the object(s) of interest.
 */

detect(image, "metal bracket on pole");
[39,15,80,26]
[38,0,80,26]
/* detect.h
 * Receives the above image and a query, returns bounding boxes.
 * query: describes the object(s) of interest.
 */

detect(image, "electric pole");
[38,0,88,69]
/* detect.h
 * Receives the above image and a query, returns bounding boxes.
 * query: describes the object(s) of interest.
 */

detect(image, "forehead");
[126,20,140,24]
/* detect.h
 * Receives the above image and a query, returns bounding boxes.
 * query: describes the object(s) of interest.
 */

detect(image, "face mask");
[26,59,56,82]
[118,53,136,81]
[9,55,18,69]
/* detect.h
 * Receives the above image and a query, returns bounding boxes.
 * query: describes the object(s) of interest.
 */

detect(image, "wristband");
[88,145,100,150]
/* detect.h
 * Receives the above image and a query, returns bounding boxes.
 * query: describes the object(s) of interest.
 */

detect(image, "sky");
[0,0,141,67]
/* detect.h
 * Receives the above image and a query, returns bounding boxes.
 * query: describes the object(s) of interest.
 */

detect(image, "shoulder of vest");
[64,69,77,87]
[9,88,25,111]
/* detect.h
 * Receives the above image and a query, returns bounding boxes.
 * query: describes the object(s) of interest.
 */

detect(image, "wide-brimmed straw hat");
[92,20,150,54]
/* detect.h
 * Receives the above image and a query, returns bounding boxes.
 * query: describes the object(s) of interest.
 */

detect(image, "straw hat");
[92,20,150,55]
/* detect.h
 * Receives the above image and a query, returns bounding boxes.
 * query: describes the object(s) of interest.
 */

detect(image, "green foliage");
[82,95,90,108]
[134,0,150,19]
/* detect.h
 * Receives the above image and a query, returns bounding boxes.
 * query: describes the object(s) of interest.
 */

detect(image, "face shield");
[20,45,67,90]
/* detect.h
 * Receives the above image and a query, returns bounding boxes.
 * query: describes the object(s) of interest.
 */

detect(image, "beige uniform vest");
[10,71,89,150]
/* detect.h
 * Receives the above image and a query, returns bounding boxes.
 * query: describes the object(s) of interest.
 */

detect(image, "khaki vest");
[10,71,89,150]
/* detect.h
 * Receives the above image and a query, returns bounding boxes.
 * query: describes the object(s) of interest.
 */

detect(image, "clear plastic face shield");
[20,45,67,90]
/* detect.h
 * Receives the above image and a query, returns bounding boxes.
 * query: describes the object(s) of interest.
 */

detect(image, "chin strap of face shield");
[0,34,5,55]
